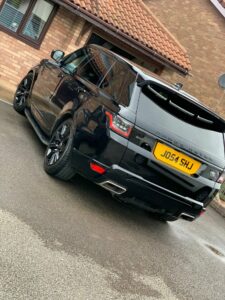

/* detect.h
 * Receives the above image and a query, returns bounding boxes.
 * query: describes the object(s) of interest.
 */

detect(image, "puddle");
[205,244,225,258]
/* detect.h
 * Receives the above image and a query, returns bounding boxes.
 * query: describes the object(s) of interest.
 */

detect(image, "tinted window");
[61,48,88,75]
[137,88,225,160]
[76,48,112,86]
[100,60,136,106]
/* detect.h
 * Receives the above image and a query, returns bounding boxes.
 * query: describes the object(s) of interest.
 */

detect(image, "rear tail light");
[105,111,133,138]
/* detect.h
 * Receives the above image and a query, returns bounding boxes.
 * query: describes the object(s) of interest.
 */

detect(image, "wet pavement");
[0,100,225,300]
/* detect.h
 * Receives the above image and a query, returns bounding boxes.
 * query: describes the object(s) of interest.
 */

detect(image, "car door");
[30,59,63,135]
[73,50,138,166]
[46,46,115,136]
[71,48,120,157]
[42,48,92,131]
[30,48,91,135]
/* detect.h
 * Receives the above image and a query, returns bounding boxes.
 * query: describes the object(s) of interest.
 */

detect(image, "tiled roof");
[62,0,191,73]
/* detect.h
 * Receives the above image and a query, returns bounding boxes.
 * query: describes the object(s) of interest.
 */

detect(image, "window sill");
[0,25,42,49]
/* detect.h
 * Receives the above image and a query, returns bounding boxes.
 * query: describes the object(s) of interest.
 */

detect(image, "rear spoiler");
[138,80,225,132]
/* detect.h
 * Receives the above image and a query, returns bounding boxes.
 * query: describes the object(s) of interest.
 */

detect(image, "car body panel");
[18,44,225,221]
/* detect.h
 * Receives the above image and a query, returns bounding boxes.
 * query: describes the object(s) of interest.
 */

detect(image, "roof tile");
[63,0,191,72]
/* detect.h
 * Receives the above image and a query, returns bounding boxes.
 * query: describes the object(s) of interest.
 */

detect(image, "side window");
[61,48,88,75]
[76,48,111,86]
[101,60,137,106]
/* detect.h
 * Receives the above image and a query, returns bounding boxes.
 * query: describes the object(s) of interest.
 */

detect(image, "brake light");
[90,162,106,174]
[105,111,133,138]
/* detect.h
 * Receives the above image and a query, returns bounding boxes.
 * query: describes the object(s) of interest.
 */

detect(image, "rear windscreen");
[137,86,225,161]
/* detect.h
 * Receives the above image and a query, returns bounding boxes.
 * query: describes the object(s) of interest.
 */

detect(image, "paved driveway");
[0,100,225,300]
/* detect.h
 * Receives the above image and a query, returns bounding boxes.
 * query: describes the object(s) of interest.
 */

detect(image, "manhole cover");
[205,244,225,258]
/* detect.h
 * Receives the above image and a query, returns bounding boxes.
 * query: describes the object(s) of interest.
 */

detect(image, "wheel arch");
[27,68,38,86]
[50,112,74,136]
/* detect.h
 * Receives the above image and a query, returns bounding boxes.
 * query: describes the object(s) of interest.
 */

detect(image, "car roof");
[88,44,225,124]
[88,44,189,94]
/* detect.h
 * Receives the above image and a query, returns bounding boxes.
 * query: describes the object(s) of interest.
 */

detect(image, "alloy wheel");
[46,122,71,166]
[15,77,31,107]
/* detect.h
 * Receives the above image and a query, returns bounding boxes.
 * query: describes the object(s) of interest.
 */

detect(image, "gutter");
[52,0,189,75]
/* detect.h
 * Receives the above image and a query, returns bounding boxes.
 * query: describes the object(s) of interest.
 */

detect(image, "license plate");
[153,142,201,175]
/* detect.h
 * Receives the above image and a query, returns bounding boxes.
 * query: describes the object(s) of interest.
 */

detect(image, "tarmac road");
[0,100,225,300]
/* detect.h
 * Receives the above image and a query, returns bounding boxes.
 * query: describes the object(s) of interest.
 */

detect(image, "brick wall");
[144,0,225,117]
[0,6,87,86]
[2,0,225,118]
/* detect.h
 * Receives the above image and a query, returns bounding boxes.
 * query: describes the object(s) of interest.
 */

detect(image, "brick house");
[144,0,225,117]
[0,0,190,94]
[1,0,225,118]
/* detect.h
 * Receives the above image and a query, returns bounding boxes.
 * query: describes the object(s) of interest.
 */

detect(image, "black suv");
[13,45,225,222]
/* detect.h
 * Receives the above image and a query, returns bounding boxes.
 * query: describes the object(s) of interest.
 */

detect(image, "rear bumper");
[72,149,206,220]
[103,165,204,219]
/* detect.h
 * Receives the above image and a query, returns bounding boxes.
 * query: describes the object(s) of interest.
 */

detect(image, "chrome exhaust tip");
[99,181,127,195]
[180,213,195,221]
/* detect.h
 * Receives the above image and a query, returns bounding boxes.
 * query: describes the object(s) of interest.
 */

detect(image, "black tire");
[13,73,32,114]
[44,119,76,181]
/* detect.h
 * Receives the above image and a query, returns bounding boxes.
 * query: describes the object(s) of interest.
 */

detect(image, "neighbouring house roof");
[56,0,191,74]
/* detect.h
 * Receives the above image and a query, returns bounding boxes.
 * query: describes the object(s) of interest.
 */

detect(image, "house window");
[0,0,55,46]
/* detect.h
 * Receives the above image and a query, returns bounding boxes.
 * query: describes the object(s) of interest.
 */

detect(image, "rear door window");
[100,59,137,106]
[76,48,112,86]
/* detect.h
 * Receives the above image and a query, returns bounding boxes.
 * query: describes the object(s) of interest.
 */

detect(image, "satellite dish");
[218,73,225,89]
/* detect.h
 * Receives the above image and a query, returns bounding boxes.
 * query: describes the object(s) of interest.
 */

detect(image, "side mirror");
[51,50,65,62]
